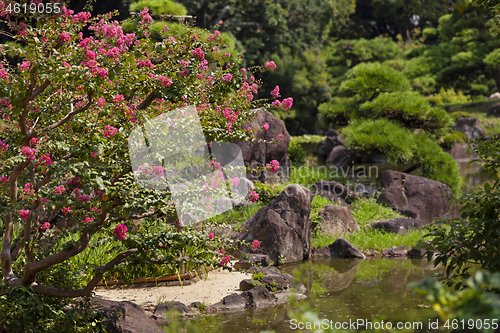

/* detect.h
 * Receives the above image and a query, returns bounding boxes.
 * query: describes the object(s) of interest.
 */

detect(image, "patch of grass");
[205,202,265,226]
[311,231,337,249]
[350,197,402,227]
[345,227,427,253]
[290,135,325,144]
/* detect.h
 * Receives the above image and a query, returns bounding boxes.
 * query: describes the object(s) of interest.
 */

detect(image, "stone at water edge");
[326,145,346,165]
[89,297,163,333]
[240,285,277,308]
[382,246,409,256]
[452,117,483,139]
[369,218,426,234]
[153,301,199,318]
[315,205,360,237]
[240,279,258,291]
[233,184,313,265]
[377,170,459,224]
[329,238,366,259]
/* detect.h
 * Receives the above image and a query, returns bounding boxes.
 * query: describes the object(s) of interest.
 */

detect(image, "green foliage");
[346,228,427,253]
[451,111,472,120]
[350,197,402,227]
[427,88,470,105]
[342,118,417,164]
[412,270,500,327]
[0,285,106,333]
[289,135,325,144]
[439,131,468,148]
[252,271,265,281]
[484,48,500,68]
[340,62,410,101]
[317,96,357,127]
[253,181,286,205]
[130,0,187,15]
[360,91,453,134]
[287,140,307,166]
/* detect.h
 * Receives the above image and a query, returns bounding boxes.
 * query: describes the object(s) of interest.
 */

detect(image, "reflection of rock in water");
[409,258,441,270]
[327,258,364,274]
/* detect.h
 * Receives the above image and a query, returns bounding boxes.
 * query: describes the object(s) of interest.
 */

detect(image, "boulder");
[89,297,163,333]
[233,184,313,265]
[211,293,247,311]
[407,246,434,258]
[369,218,426,234]
[382,246,408,256]
[327,238,366,259]
[353,184,378,197]
[452,117,483,139]
[377,170,459,224]
[236,109,290,183]
[326,145,346,165]
[317,130,344,162]
[487,92,500,100]
[234,254,271,270]
[317,190,349,207]
[240,285,276,308]
[488,102,500,117]
[240,279,258,291]
[313,180,358,204]
[153,301,198,318]
[445,142,470,160]
[315,205,360,237]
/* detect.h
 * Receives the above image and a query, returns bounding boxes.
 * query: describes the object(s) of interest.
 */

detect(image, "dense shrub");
[287,140,307,166]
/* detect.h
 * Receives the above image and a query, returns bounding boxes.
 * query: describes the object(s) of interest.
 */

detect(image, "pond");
[167,258,448,333]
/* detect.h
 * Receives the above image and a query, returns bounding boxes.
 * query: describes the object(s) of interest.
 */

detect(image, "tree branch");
[137,91,157,110]
[1,213,20,285]
[21,209,108,285]
[30,248,139,297]
[40,93,94,134]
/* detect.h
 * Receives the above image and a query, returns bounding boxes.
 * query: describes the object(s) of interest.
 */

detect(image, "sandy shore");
[94,265,251,309]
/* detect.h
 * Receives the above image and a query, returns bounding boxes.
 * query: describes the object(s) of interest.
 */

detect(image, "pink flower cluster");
[208,232,214,240]
[158,76,172,87]
[220,255,230,265]
[113,94,124,103]
[73,11,91,24]
[139,7,152,26]
[251,239,261,251]
[23,183,33,194]
[230,177,240,187]
[38,154,53,166]
[61,206,72,214]
[21,146,37,162]
[271,86,280,98]
[265,61,277,70]
[277,133,284,142]
[19,61,31,71]
[56,185,65,194]
[84,217,94,223]
[60,33,71,43]
[104,125,118,138]
[40,222,50,231]
[248,191,259,203]
[222,73,232,82]
[282,97,293,109]
[114,223,128,241]
[29,137,39,146]
[153,166,164,176]
[262,122,270,131]
[0,177,8,184]
[266,160,280,173]
[192,48,205,59]
[0,139,8,152]
[179,60,190,68]
[19,209,31,220]
[139,59,153,69]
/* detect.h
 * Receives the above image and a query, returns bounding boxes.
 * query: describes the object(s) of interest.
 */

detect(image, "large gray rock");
[236,109,290,183]
[153,301,198,318]
[313,180,358,204]
[316,190,349,207]
[488,102,500,117]
[326,145,346,165]
[445,142,470,160]
[452,117,483,139]
[316,238,366,259]
[318,130,344,162]
[377,170,459,224]
[210,285,277,312]
[315,205,360,237]
[89,297,163,333]
[233,184,313,265]
[369,218,426,234]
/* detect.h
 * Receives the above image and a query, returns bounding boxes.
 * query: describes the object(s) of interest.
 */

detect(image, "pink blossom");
[79,194,91,202]
[208,232,215,240]
[214,30,220,37]
[40,197,49,203]
[0,177,9,184]
[265,61,277,70]
[272,100,282,107]
[271,86,280,98]
[266,160,280,173]
[222,73,232,82]
[247,127,252,131]
[91,152,97,159]
[29,137,38,146]
[278,133,284,141]
[262,122,270,131]
[248,191,259,203]
[23,183,33,194]
[139,7,152,26]
[241,68,247,73]
[231,177,240,187]
[282,97,293,110]
[84,217,94,223]
[60,33,71,43]
[0,140,8,152]
[19,61,31,71]
[36,153,53,167]
[192,48,204,59]
[220,255,230,265]
[224,52,230,57]
[61,207,72,214]
[114,223,128,241]
[251,239,261,251]
[158,76,172,87]
[62,61,71,67]
[153,166,164,176]
[55,185,66,194]
[21,146,37,162]
[218,20,223,25]
[104,125,118,138]
[179,60,190,68]
[113,94,124,103]
[73,11,91,24]
[40,222,50,231]
[139,59,153,69]
[19,209,31,220]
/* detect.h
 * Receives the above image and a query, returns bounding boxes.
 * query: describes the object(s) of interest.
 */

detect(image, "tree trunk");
[492,68,500,93]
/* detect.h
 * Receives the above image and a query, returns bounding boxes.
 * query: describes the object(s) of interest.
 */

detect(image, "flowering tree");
[0,3,287,297]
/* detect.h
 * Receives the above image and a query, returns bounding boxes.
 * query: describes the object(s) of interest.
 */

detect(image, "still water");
[172,258,448,333]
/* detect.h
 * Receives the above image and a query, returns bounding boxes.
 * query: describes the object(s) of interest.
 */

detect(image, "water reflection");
[180,258,447,333]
